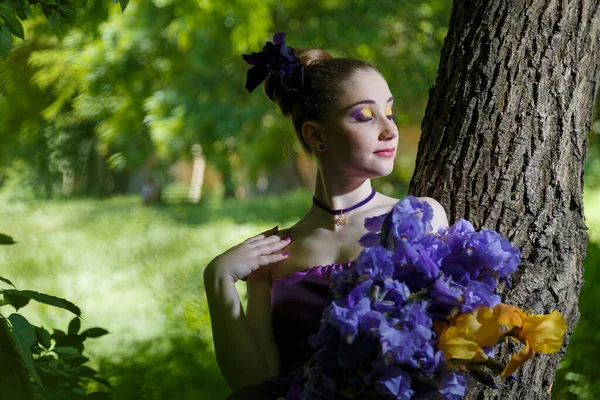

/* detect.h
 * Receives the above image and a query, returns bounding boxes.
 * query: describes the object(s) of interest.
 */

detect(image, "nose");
[378,117,398,141]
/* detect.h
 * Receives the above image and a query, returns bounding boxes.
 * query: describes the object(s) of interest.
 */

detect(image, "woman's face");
[320,68,399,179]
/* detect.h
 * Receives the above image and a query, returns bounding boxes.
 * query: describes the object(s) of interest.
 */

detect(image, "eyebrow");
[343,97,394,111]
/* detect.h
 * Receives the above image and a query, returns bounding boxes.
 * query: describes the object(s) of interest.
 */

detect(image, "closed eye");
[350,106,374,122]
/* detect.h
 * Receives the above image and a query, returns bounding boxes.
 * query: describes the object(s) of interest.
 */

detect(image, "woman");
[203,33,449,398]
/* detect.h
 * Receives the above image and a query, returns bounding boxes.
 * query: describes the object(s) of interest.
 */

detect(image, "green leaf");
[68,316,80,335]
[0,276,16,288]
[1,290,81,316]
[0,233,16,245]
[6,314,44,389]
[9,313,36,347]
[2,291,30,310]
[75,365,97,377]
[53,346,81,358]
[35,326,52,349]
[86,391,113,399]
[58,4,76,19]
[0,4,24,39]
[47,11,59,30]
[72,387,87,396]
[52,329,66,340]
[54,333,85,352]
[81,327,109,338]
[89,376,113,390]
[0,30,9,56]
[119,0,129,12]
[12,0,31,20]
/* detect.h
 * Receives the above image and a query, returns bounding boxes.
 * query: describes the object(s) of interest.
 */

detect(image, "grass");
[0,186,599,399]
[0,188,313,399]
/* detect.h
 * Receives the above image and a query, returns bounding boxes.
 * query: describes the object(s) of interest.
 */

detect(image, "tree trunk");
[410,1,600,398]
[189,144,206,203]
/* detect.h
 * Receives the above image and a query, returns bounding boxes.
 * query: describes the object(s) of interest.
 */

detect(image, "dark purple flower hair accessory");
[242,32,305,94]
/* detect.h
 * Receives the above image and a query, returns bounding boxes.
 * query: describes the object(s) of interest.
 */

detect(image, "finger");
[253,236,292,253]
[257,252,290,265]
[248,232,288,248]
[276,228,292,238]
[245,226,278,244]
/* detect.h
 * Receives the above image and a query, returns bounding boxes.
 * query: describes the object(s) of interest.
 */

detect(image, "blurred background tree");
[1,0,451,199]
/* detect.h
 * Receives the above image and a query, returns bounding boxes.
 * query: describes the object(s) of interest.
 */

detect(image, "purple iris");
[365,212,388,233]
[439,372,471,399]
[420,232,451,263]
[300,368,338,399]
[356,246,394,280]
[242,32,304,93]
[286,195,521,398]
[413,247,441,280]
[364,360,415,399]
[326,297,372,342]
[383,280,410,305]
[461,280,501,313]
[431,275,465,308]
[392,241,422,265]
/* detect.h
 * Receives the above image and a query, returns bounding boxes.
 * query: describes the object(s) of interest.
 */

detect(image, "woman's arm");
[246,270,281,377]
[204,265,273,390]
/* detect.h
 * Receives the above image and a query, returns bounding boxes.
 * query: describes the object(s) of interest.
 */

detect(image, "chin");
[366,164,394,178]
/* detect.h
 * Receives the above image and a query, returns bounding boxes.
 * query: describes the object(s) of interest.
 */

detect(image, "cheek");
[330,122,376,155]
[344,126,375,150]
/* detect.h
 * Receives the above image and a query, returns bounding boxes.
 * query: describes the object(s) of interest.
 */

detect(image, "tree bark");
[410,1,600,398]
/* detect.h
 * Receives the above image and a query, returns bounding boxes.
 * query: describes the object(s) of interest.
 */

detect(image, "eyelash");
[354,115,395,122]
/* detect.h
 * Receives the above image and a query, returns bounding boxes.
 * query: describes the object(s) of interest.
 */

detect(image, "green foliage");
[0,234,112,399]
[0,0,451,197]
[0,0,124,58]
[30,315,112,400]
[2,289,82,315]
[0,233,16,244]
[552,186,600,399]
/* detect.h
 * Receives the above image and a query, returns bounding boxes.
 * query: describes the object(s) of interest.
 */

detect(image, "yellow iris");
[435,304,566,377]
[435,307,502,362]
[498,308,566,377]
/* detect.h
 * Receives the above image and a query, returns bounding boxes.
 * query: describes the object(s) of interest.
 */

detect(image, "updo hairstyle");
[263,49,376,154]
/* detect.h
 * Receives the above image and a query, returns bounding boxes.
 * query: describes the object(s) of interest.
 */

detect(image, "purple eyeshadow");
[350,109,372,121]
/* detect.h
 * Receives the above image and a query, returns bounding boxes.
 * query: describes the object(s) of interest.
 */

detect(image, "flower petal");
[518,310,566,354]
[493,303,526,329]
[501,340,534,377]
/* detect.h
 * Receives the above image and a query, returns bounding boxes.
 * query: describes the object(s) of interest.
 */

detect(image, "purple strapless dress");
[271,260,355,375]
[226,260,355,400]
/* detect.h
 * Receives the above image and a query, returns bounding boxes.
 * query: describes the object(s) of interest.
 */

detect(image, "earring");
[319,143,326,151]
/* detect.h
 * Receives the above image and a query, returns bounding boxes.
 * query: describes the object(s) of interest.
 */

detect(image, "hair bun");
[296,48,334,71]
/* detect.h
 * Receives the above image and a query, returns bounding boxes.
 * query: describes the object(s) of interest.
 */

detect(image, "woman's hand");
[206,226,292,283]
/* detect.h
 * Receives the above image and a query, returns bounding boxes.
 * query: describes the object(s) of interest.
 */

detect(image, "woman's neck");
[309,172,375,227]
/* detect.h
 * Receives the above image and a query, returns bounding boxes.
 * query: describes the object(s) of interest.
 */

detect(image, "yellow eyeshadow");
[384,105,393,115]
[361,107,373,117]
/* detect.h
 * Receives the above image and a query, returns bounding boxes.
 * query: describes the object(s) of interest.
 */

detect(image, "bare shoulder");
[416,196,444,210]
[416,196,449,230]
[372,193,403,214]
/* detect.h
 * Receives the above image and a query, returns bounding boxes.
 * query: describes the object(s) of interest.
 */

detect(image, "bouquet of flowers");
[284,196,566,399]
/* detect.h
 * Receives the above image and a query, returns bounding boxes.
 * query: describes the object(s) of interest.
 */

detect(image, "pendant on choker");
[312,188,376,228]
[334,212,348,226]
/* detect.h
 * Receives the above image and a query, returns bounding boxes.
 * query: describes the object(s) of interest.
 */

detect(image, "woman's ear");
[301,121,326,152]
